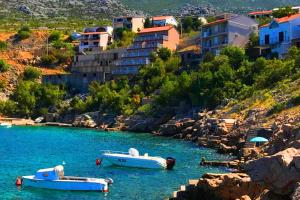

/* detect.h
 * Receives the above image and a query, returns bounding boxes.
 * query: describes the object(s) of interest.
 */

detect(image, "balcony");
[202,27,227,38]
[112,67,138,75]
[135,35,168,42]
[121,51,151,58]
[117,58,150,66]
[128,43,162,50]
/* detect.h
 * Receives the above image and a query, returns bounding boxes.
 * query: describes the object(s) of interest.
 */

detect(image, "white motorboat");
[0,122,12,128]
[19,165,112,192]
[98,148,176,170]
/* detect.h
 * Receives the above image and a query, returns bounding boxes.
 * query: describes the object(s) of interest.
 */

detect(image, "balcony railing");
[121,51,151,58]
[135,35,168,42]
[128,43,162,50]
[117,58,150,66]
[112,67,138,75]
[202,28,227,38]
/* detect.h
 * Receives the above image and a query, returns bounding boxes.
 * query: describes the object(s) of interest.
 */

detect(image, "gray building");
[42,48,126,93]
[201,14,258,55]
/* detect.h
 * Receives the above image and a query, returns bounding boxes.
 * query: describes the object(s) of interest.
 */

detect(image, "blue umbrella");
[250,137,268,143]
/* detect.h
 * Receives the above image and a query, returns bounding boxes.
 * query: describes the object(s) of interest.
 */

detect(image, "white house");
[79,26,113,52]
[152,16,178,27]
[259,13,300,58]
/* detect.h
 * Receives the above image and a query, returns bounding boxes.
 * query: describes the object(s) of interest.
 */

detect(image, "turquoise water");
[0,126,233,200]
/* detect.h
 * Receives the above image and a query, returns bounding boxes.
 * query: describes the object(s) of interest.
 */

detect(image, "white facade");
[152,16,178,27]
[259,16,300,58]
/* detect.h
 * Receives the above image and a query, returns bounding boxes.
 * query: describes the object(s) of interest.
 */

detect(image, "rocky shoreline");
[24,104,300,199]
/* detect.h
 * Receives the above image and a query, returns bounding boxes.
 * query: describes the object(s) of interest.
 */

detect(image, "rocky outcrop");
[73,114,97,128]
[246,148,300,196]
[2,0,144,19]
[171,173,265,200]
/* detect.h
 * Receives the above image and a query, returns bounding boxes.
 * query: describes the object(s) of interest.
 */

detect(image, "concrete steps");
[244,128,258,148]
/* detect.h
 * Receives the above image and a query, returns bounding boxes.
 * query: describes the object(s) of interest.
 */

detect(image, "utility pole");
[46,37,49,56]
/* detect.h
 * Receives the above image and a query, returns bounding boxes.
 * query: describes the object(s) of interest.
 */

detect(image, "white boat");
[20,165,112,192]
[0,122,12,128]
[99,148,176,170]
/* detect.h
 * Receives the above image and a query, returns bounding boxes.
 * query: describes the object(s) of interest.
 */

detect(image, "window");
[84,42,88,45]
[265,34,270,45]
[83,74,87,78]
[279,32,284,42]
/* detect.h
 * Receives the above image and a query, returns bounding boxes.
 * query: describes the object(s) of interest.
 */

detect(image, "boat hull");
[22,176,108,191]
[102,154,166,169]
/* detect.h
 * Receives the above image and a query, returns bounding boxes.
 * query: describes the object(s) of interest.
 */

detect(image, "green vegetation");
[16,26,32,40]
[48,31,62,42]
[0,41,8,51]
[273,6,297,18]
[181,17,202,33]
[41,30,75,67]
[23,66,41,81]
[0,80,6,91]
[144,17,152,28]
[0,80,65,117]
[64,44,300,116]
[108,29,136,49]
[0,59,10,72]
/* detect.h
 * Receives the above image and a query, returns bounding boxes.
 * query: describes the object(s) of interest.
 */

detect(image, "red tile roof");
[202,19,227,27]
[248,10,272,15]
[152,16,173,21]
[138,25,173,34]
[260,13,300,28]
[81,32,108,35]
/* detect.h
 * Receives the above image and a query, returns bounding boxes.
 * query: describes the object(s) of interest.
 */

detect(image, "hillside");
[1,0,300,21]
[122,0,300,14]
[0,31,65,100]
[0,0,143,19]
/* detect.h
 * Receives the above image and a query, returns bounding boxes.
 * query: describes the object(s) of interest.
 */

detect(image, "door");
[279,32,284,42]
[265,34,270,45]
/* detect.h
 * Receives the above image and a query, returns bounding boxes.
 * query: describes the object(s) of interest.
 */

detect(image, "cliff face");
[0,0,143,19]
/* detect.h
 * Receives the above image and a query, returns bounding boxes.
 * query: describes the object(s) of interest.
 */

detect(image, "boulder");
[246,148,300,195]
[194,173,264,200]
[73,114,97,128]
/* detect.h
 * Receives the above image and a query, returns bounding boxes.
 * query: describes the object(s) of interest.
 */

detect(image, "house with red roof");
[113,26,179,75]
[248,10,273,20]
[152,16,178,27]
[259,13,300,58]
[201,14,258,55]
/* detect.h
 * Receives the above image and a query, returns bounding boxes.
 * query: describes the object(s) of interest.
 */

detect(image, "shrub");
[268,102,287,115]
[48,31,61,42]
[23,66,41,81]
[290,94,300,106]
[0,80,6,91]
[0,41,8,51]
[0,59,10,72]
[41,55,58,66]
[16,26,31,40]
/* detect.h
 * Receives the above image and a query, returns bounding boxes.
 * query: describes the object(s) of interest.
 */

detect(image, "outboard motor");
[166,157,176,170]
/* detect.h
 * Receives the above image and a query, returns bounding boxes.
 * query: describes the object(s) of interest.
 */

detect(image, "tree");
[273,6,297,18]
[144,17,152,28]
[182,17,193,33]
[220,46,246,69]
[245,33,259,60]
[157,47,171,61]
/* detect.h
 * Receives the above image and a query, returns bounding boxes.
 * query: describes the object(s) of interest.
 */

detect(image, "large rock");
[246,148,300,195]
[73,114,97,128]
[173,173,264,200]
